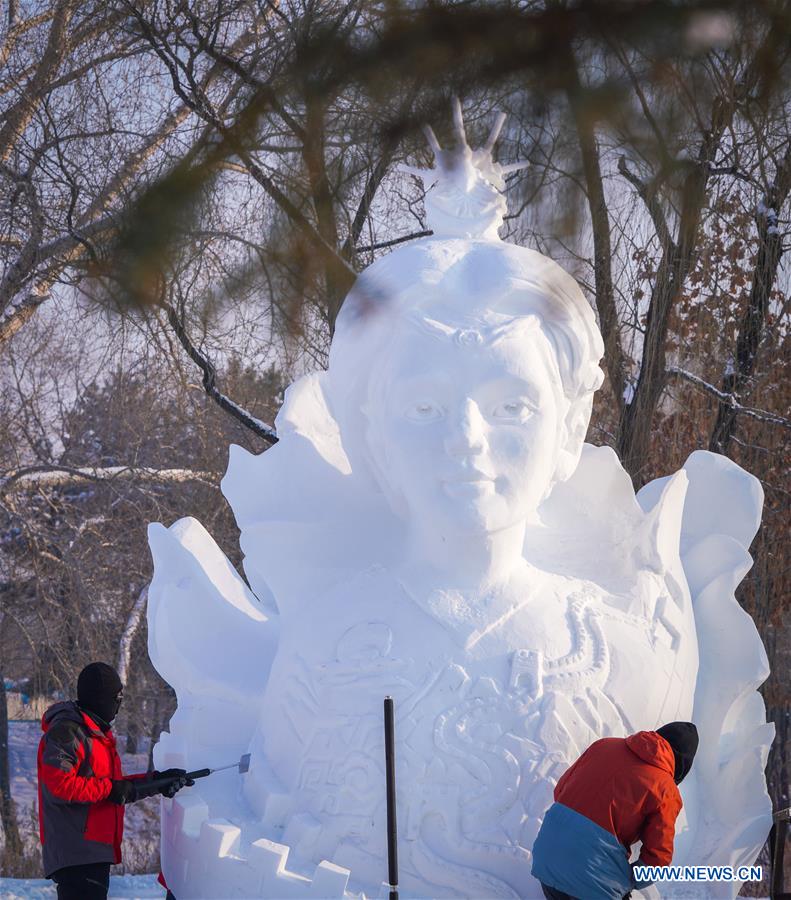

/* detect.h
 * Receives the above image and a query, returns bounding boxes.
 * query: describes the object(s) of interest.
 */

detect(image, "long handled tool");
[384,696,399,900]
[185,753,251,782]
[144,753,251,795]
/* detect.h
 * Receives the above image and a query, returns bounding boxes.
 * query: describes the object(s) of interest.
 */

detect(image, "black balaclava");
[656,721,699,784]
[77,662,123,730]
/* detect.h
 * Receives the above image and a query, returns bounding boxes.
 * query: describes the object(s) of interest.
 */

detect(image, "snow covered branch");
[162,301,278,444]
[617,156,673,252]
[667,367,791,430]
[0,464,219,495]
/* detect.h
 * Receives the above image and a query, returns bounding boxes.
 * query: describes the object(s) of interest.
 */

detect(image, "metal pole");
[770,806,790,900]
[384,696,398,900]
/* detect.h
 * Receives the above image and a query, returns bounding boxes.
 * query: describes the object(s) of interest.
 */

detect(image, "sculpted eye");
[493,399,532,419]
[406,401,443,422]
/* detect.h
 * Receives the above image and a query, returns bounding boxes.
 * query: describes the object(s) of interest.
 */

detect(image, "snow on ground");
[8,719,161,876]
[0,873,163,898]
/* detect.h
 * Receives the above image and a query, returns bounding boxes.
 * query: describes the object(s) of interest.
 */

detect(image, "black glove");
[107,779,137,805]
[128,772,196,801]
[160,775,191,798]
[151,768,195,798]
[153,768,188,781]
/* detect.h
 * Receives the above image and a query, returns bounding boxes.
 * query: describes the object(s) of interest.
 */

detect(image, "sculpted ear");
[554,393,594,483]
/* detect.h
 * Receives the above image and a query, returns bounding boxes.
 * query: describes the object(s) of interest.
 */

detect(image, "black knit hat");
[656,721,699,784]
[77,662,123,727]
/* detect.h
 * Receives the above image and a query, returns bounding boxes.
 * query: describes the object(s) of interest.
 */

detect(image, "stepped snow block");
[161,799,352,898]
[171,794,209,838]
[199,819,242,859]
[308,861,351,897]
[197,820,242,898]
[162,795,206,897]
[251,837,290,890]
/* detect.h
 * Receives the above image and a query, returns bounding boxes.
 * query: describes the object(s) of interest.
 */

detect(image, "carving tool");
[144,754,251,796]
[185,753,251,781]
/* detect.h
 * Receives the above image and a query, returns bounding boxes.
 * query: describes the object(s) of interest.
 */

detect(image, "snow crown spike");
[400,98,528,241]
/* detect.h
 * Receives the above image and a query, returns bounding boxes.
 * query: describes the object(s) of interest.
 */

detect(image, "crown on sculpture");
[402,98,528,241]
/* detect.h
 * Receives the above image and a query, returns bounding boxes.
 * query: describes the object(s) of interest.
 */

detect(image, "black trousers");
[540,884,632,900]
[541,885,577,900]
[51,861,111,900]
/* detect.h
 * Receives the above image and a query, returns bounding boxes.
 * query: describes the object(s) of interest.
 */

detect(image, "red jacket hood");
[625,730,676,777]
[41,700,114,743]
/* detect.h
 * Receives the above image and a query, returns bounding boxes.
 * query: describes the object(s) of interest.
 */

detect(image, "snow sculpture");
[147,101,774,899]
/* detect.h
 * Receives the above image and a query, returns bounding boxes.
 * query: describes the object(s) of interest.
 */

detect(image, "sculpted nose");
[444,399,486,457]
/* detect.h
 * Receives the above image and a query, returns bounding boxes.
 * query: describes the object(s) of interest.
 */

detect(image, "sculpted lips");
[444,473,491,482]
[441,469,495,497]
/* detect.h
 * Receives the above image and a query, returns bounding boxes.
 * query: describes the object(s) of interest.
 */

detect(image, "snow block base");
[160,794,352,899]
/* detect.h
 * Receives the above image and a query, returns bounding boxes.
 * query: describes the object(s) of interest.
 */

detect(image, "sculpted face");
[365,315,570,537]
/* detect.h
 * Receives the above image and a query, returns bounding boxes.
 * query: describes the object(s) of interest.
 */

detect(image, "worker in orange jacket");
[531,721,699,900]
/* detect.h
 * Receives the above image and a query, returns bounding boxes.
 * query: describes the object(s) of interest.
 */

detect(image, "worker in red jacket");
[531,721,699,900]
[37,662,192,900]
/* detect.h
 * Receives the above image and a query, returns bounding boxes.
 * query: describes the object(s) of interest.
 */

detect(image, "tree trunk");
[0,667,22,863]
[303,98,348,336]
[147,698,160,772]
[0,0,78,165]
[125,718,139,756]
[117,587,148,687]
[565,52,627,413]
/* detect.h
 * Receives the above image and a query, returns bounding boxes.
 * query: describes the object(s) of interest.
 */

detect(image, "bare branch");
[668,367,791,431]
[125,2,357,298]
[161,301,278,444]
[356,230,432,252]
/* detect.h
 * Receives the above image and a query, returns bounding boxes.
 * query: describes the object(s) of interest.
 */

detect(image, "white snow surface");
[146,110,774,899]
[0,874,162,899]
